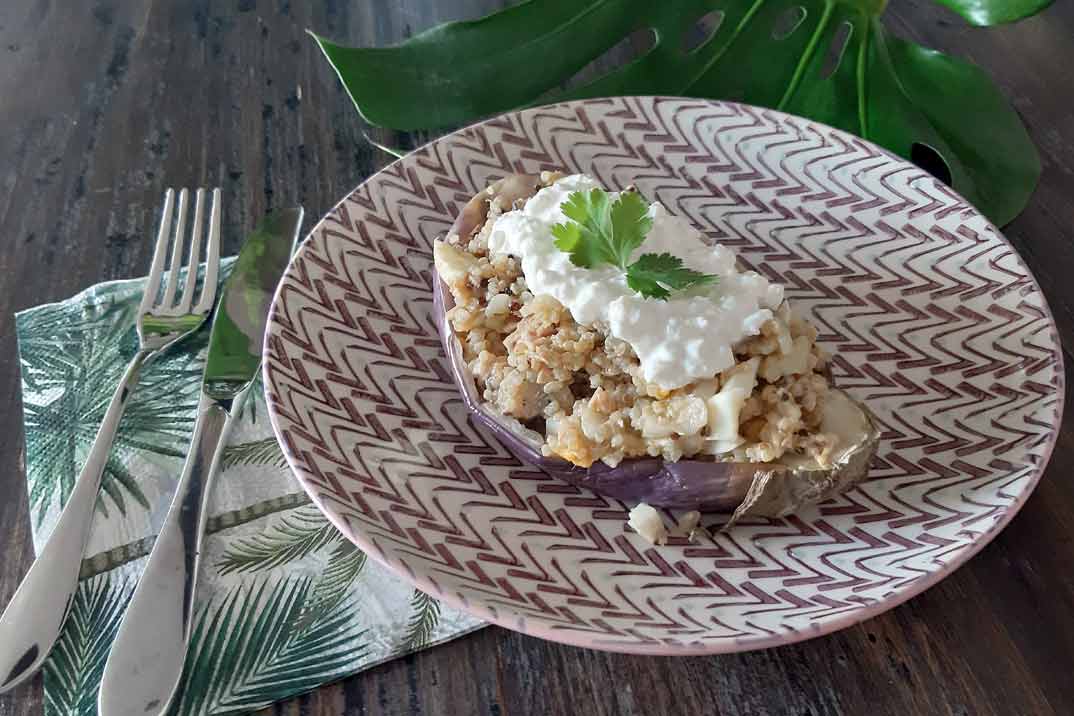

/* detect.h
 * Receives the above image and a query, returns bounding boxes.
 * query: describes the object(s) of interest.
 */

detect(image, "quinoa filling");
[434,174,839,469]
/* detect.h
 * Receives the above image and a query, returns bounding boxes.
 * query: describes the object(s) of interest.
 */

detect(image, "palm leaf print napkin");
[15,267,484,715]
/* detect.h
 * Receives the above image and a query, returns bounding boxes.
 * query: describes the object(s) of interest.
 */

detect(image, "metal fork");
[0,188,222,694]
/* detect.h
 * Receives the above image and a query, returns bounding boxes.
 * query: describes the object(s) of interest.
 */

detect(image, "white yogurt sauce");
[487,174,783,390]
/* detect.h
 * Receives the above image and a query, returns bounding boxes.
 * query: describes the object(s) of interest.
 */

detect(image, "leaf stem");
[777,0,836,110]
[857,16,870,138]
[78,492,314,579]
[684,0,768,92]
[363,132,406,160]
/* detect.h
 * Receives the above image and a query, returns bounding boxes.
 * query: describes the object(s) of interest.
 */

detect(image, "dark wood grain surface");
[1,1,1072,714]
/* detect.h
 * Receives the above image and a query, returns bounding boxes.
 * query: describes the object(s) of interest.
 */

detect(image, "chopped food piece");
[672,511,703,541]
[627,503,667,545]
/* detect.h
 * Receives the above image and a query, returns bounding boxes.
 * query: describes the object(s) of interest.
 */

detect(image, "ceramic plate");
[262,97,1063,654]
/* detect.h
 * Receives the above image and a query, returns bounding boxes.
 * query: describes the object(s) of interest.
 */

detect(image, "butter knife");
[97,207,303,716]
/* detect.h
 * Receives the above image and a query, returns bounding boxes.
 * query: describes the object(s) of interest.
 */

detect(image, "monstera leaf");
[314,0,1050,226]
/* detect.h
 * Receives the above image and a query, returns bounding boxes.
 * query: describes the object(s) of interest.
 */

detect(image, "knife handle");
[0,351,149,694]
[98,392,236,716]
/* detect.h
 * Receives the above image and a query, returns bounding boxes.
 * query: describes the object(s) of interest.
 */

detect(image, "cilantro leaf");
[551,187,717,300]
[608,191,651,267]
[552,188,616,268]
[550,219,582,254]
[626,252,718,300]
[552,188,652,269]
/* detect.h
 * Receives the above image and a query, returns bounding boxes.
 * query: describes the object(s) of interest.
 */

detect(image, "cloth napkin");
[15,265,485,716]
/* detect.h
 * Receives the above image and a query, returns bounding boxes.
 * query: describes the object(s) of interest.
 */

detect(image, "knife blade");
[98,207,303,716]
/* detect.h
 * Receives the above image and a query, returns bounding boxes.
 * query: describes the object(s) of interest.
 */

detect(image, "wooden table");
[1,1,1072,714]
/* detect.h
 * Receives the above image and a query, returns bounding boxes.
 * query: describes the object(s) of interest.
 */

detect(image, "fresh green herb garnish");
[552,188,651,269]
[625,252,716,300]
[551,188,716,300]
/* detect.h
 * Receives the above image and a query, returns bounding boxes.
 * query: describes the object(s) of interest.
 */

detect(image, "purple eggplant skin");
[433,175,879,514]
[434,278,758,510]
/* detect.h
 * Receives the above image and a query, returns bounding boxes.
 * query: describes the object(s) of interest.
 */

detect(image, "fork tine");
[194,188,222,314]
[176,189,206,314]
[139,189,175,315]
[160,188,189,308]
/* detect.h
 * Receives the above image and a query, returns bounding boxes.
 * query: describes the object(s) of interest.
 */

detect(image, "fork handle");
[0,350,149,693]
[98,390,242,716]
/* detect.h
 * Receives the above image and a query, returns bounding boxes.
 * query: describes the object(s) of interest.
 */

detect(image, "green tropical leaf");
[17,264,236,528]
[401,588,442,651]
[17,299,130,394]
[215,506,340,575]
[173,577,367,715]
[80,494,315,579]
[295,540,368,631]
[220,436,287,471]
[235,373,265,425]
[18,291,203,526]
[314,0,1049,225]
[928,0,1050,25]
[42,575,133,716]
[99,455,152,518]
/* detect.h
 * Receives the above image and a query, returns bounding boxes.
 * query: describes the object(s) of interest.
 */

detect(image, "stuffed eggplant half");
[432,172,878,521]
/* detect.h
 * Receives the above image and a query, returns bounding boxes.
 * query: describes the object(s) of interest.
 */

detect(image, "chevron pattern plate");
[262,97,1064,654]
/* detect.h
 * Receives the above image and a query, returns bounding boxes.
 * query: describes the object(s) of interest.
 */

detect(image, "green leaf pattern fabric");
[16,268,485,716]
